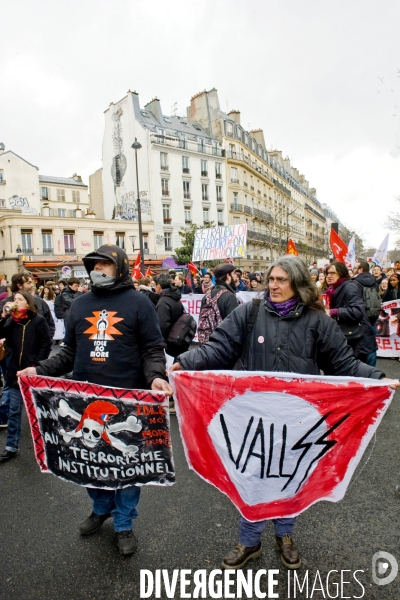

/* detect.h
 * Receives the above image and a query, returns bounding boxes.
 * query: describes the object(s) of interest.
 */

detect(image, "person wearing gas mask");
[17,245,172,557]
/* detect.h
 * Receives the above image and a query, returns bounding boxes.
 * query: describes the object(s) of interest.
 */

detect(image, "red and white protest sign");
[376,299,400,357]
[170,371,394,521]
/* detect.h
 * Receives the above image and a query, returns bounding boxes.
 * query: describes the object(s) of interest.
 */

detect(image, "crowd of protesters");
[1,251,400,563]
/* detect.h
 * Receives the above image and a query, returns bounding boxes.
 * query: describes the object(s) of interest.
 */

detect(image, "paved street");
[1,357,399,600]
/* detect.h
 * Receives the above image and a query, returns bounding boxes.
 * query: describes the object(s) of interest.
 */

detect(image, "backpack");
[197,289,228,346]
[363,286,381,323]
[166,311,197,356]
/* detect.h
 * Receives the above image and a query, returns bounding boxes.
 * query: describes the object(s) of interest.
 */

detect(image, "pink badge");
[258,336,264,343]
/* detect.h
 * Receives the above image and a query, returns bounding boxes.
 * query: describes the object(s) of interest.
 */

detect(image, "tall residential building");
[187,88,329,268]
[101,91,226,257]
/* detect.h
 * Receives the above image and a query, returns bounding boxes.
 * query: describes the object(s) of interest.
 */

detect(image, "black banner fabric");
[20,376,175,490]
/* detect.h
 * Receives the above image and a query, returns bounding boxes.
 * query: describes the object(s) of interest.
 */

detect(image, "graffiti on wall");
[156,235,165,247]
[115,191,151,221]
[8,195,39,215]
[111,107,127,188]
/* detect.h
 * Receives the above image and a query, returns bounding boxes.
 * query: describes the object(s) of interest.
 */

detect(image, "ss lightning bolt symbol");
[281,412,350,493]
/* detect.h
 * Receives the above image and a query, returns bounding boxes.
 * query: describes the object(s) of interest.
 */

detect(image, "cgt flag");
[286,238,299,256]
[330,229,348,263]
[19,376,175,490]
[170,371,394,521]
[132,252,143,280]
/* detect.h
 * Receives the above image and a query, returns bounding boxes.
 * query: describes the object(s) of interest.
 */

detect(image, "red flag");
[171,371,394,521]
[187,261,198,276]
[145,267,152,277]
[286,238,299,256]
[131,252,142,280]
[330,229,348,263]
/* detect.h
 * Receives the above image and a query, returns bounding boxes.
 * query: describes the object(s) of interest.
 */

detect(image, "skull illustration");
[81,418,105,448]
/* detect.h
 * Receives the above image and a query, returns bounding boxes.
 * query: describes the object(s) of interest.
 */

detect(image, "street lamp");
[131,138,144,273]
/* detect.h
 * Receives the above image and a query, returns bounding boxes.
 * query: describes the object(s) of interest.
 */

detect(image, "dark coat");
[36,244,167,389]
[382,281,400,303]
[200,282,239,321]
[0,314,52,386]
[138,285,158,306]
[178,299,384,380]
[329,279,377,357]
[54,286,82,320]
[155,286,187,356]
[0,294,55,338]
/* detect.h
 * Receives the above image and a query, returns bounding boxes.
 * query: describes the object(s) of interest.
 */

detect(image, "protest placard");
[192,224,247,261]
[170,370,394,521]
[376,299,400,357]
[20,376,175,490]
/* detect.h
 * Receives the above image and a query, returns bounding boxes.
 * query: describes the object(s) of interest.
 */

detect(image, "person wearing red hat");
[18,244,172,556]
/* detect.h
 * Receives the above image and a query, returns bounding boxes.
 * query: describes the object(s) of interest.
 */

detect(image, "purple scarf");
[267,295,299,316]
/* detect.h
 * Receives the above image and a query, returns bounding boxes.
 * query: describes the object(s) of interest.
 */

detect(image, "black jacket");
[155,286,189,357]
[382,282,400,303]
[0,294,55,338]
[330,279,377,356]
[0,314,52,386]
[200,282,239,321]
[138,285,158,306]
[36,244,167,389]
[54,286,82,320]
[178,299,384,380]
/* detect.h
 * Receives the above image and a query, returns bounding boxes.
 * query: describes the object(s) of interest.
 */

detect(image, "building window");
[201,160,208,177]
[72,190,80,203]
[233,217,239,226]
[57,188,66,202]
[157,128,164,144]
[161,179,169,196]
[198,139,205,153]
[21,229,33,253]
[94,231,104,250]
[216,185,223,202]
[164,232,172,251]
[215,163,222,179]
[160,152,168,171]
[116,232,125,249]
[163,204,171,224]
[226,122,233,136]
[217,210,224,226]
[183,181,190,199]
[58,208,66,217]
[231,167,238,184]
[182,156,189,173]
[41,187,49,200]
[203,209,210,224]
[143,234,149,253]
[202,184,208,201]
[0,199,5,207]
[184,207,192,224]
[179,135,187,149]
[42,230,53,253]
[64,231,75,254]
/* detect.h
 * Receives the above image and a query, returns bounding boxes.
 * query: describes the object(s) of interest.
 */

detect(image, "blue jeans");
[86,486,141,532]
[3,386,23,452]
[239,516,297,546]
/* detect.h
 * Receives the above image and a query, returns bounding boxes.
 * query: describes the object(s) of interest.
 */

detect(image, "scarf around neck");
[325,277,348,305]
[11,308,29,322]
[267,295,299,316]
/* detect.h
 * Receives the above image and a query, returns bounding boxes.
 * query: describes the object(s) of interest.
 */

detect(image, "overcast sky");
[1,0,399,250]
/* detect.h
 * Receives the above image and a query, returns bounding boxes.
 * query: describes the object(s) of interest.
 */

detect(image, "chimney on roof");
[228,110,241,125]
[249,128,265,148]
[0,143,5,153]
[72,174,82,182]
[144,98,163,123]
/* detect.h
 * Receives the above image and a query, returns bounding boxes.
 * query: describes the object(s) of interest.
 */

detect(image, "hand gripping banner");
[20,376,175,490]
[170,371,394,521]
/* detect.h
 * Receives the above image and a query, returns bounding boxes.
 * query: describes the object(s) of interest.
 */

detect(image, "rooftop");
[39,175,88,188]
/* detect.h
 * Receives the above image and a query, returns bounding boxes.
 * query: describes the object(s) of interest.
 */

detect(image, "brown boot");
[275,535,301,569]
[221,542,262,570]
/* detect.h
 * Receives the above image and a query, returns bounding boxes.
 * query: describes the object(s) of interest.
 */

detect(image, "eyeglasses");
[326,271,337,275]
[267,277,289,285]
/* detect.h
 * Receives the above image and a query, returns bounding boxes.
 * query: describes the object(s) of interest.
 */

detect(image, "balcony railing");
[65,248,76,254]
[216,173,222,179]
[201,171,208,177]
[226,151,274,184]
[230,203,243,212]
[244,205,252,215]
[231,178,239,184]
[163,217,172,223]
[183,193,191,199]
[202,195,209,201]
[273,179,291,197]
[22,248,33,254]
[43,248,53,254]
[182,168,190,174]
[165,246,173,251]
[216,196,223,202]
[252,208,273,222]
[161,165,169,171]
[185,219,192,224]
[162,189,170,196]
[218,222,224,226]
